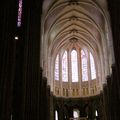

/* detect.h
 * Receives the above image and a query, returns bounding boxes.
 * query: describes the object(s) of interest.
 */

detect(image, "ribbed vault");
[41,0,114,97]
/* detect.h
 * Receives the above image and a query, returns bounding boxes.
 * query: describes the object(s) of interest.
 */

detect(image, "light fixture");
[14,36,19,40]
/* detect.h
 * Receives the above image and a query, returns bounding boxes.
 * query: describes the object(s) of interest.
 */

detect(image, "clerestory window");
[71,50,78,82]
[90,52,96,79]
[54,48,96,82]
[54,55,59,80]
[62,51,68,82]
[81,50,88,81]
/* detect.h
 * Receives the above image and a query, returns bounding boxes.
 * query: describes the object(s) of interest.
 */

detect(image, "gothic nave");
[0,0,120,120]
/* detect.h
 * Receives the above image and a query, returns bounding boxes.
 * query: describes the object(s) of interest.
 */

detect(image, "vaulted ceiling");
[41,0,114,90]
[43,0,107,48]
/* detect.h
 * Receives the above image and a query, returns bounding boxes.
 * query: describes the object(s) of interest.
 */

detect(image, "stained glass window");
[90,52,96,79]
[55,55,59,80]
[71,50,78,82]
[62,51,68,82]
[81,50,88,81]
[17,0,23,27]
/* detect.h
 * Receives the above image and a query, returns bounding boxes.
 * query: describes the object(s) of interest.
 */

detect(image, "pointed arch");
[54,54,59,80]
[81,50,88,81]
[62,51,68,82]
[90,52,96,80]
[71,49,78,82]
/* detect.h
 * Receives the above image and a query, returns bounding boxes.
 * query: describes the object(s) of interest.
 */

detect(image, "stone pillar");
[0,0,17,120]
[107,0,120,119]
[12,0,43,120]
[50,93,54,120]
[59,53,63,96]
[68,49,72,96]
[87,51,91,95]
[77,48,82,96]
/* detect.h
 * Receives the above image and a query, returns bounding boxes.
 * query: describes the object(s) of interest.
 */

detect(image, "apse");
[41,0,114,98]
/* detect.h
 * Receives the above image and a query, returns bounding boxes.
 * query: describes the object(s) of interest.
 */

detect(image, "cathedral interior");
[0,0,120,120]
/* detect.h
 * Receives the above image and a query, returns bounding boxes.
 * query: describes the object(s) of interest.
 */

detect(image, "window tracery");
[54,49,96,82]
[54,46,98,97]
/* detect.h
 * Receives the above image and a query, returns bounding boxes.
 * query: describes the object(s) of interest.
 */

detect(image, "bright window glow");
[71,50,78,82]
[55,55,59,80]
[90,53,96,79]
[62,51,68,82]
[73,109,79,118]
[55,110,58,120]
[11,114,13,120]
[17,0,23,27]
[14,36,19,40]
[81,50,88,81]
[95,110,98,117]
